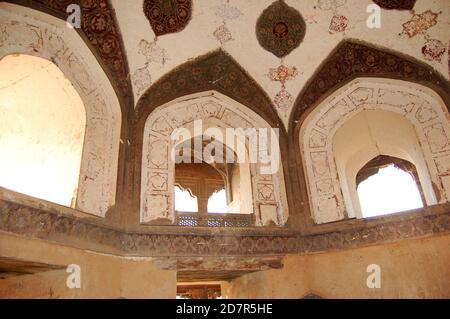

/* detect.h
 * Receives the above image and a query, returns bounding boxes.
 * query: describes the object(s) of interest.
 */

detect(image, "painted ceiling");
[109,0,449,127]
[1,0,448,129]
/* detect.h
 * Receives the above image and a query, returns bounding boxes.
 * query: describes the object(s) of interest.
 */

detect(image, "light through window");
[207,189,227,214]
[0,54,85,207]
[357,164,423,218]
[174,185,198,213]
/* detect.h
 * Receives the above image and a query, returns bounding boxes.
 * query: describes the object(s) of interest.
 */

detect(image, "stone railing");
[175,212,255,228]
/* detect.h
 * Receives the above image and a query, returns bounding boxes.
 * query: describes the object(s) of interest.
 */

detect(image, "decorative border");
[135,49,281,128]
[290,39,450,230]
[1,199,448,257]
[372,0,416,10]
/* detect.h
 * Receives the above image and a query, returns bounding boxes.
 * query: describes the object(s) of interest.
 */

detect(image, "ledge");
[0,188,449,257]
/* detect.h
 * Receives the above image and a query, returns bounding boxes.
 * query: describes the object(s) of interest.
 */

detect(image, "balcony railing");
[175,212,254,228]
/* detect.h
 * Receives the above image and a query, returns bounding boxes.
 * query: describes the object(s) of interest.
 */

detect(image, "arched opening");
[0,54,86,207]
[333,109,436,218]
[300,78,449,224]
[141,92,288,226]
[356,155,424,217]
[173,136,253,227]
[0,6,123,217]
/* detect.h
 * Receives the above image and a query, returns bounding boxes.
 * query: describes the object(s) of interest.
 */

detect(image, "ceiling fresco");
[109,0,449,127]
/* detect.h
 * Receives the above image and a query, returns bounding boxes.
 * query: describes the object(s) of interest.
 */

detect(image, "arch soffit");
[0,6,122,217]
[300,77,450,224]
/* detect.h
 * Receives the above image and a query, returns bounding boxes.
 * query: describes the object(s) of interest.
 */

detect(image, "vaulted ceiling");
[111,0,449,127]
[2,0,449,130]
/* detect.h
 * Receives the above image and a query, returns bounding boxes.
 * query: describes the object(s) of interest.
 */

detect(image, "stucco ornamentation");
[291,41,450,122]
[301,78,450,224]
[143,0,192,36]
[213,23,233,45]
[141,93,289,227]
[256,0,306,58]
[0,198,448,257]
[373,0,416,10]
[0,11,121,217]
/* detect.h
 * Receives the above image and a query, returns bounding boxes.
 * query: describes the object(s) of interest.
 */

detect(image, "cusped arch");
[0,5,122,217]
[140,91,289,227]
[300,78,450,224]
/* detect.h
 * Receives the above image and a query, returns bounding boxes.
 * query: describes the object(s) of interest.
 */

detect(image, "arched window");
[356,156,424,217]
[141,93,289,226]
[207,189,227,214]
[0,54,85,207]
[300,78,450,224]
[174,185,198,213]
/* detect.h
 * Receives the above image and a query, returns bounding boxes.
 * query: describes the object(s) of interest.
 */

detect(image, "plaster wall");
[226,234,450,299]
[0,233,176,299]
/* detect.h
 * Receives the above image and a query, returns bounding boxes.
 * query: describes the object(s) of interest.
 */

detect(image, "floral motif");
[401,10,440,38]
[213,2,242,20]
[421,38,446,62]
[256,0,306,58]
[274,89,294,110]
[133,66,152,96]
[329,15,348,33]
[143,0,192,36]
[138,39,168,65]
[268,65,298,86]
[213,23,233,45]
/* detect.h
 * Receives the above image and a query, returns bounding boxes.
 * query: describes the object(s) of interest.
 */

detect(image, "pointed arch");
[289,39,450,228]
[290,39,450,129]
[135,49,282,129]
[132,50,293,226]
[0,5,122,217]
